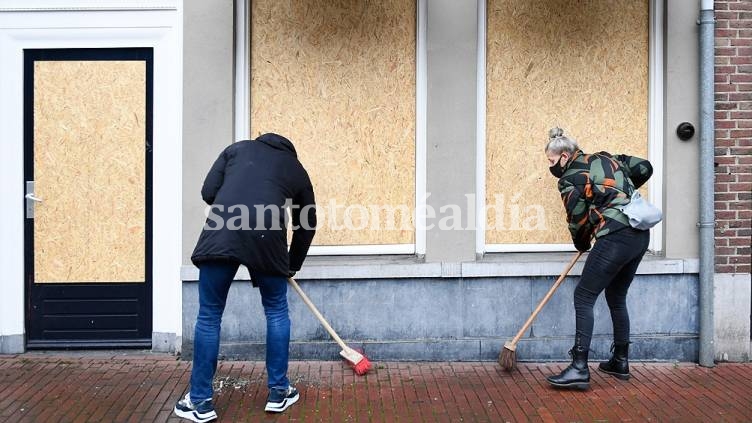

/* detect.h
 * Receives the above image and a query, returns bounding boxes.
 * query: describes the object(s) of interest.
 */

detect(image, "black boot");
[546,345,590,390]
[598,342,630,380]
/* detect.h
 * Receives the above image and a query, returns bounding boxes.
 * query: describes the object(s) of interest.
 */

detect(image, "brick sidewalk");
[1,353,751,422]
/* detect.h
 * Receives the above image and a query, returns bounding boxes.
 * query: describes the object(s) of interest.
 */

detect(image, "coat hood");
[256,133,297,157]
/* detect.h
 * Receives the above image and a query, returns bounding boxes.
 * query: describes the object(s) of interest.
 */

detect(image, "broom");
[287,277,372,375]
[498,252,583,371]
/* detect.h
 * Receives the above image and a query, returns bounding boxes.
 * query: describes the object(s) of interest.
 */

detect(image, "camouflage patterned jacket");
[557,150,653,251]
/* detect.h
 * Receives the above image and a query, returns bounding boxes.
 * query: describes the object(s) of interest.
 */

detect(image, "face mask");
[549,155,566,178]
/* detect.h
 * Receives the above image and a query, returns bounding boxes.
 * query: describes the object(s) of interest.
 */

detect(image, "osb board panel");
[251,0,416,246]
[486,0,649,245]
[34,61,146,283]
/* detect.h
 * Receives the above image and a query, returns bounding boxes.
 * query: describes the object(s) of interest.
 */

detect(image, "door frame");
[23,47,154,348]
[0,2,183,353]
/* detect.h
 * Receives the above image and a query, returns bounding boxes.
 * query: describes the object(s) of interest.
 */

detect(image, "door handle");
[25,193,43,202]
[25,181,41,219]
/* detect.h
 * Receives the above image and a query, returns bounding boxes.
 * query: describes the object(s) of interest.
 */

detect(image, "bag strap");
[594,151,636,198]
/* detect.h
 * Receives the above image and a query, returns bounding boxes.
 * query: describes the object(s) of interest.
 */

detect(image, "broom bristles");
[352,355,372,376]
[498,342,517,371]
[340,347,372,376]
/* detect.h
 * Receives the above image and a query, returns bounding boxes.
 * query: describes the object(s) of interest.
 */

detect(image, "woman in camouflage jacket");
[543,127,653,390]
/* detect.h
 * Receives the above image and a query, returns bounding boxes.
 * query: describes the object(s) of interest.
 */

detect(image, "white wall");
[0,0,183,353]
[664,0,701,258]
[181,0,235,266]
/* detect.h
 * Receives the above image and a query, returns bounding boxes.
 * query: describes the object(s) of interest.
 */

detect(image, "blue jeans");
[573,227,650,350]
[190,261,291,402]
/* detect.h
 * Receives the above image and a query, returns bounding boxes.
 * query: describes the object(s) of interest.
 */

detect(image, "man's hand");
[575,239,591,253]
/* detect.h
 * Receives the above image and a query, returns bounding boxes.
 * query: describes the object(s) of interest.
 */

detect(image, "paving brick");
[1,354,752,422]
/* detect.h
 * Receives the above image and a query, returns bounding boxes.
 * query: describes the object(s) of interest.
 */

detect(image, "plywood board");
[34,61,146,283]
[486,0,649,245]
[251,0,416,246]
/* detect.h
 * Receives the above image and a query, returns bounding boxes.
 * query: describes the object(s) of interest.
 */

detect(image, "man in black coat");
[175,133,316,422]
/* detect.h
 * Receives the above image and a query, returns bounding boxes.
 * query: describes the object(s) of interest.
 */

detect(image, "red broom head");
[352,355,372,376]
[340,347,373,376]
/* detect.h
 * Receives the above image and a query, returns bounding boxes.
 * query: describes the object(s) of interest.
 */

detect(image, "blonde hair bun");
[544,127,578,154]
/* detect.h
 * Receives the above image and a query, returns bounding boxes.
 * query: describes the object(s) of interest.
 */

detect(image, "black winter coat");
[191,133,316,276]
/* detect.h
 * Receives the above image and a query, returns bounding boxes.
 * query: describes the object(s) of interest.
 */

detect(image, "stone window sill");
[180,252,698,281]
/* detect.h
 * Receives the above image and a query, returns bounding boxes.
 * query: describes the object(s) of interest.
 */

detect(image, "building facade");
[0,0,749,363]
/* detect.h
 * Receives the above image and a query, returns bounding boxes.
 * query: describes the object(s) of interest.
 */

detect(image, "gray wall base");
[182,335,698,362]
[714,273,751,362]
[0,334,24,354]
[183,274,701,362]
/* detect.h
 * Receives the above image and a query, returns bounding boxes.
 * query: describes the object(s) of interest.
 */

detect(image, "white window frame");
[0,0,183,347]
[477,0,664,254]
[235,0,427,256]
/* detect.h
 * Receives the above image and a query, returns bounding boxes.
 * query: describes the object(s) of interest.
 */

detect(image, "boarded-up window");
[33,60,146,282]
[251,0,416,246]
[486,0,649,246]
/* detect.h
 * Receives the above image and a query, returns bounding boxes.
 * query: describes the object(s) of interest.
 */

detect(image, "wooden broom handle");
[287,277,349,351]
[508,252,583,346]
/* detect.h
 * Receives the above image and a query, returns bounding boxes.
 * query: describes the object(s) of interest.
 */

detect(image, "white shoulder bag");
[619,191,663,230]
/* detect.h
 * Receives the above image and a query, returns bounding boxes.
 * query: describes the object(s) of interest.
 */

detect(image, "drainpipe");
[698,0,715,368]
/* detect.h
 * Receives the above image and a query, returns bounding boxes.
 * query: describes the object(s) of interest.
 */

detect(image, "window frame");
[476,0,664,254]
[235,0,427,256]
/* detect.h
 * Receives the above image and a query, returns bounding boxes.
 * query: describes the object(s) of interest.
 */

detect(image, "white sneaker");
[264,386,299,413]
[173,393,217,422]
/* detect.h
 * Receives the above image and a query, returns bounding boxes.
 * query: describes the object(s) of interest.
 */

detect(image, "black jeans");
[574,227,650,350]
